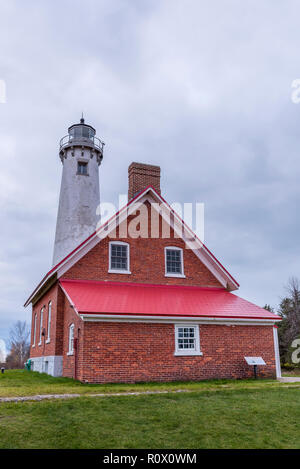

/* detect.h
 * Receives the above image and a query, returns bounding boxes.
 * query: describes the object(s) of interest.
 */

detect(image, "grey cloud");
[0,0,299,346]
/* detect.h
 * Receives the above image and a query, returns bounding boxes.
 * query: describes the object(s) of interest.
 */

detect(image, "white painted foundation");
[30,356,63,377]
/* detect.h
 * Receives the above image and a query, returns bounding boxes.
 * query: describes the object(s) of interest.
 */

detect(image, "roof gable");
[24,185,239,306]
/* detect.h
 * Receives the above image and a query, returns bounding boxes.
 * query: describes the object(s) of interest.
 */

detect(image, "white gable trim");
[25,186,239,306]
[147,194,234,289]
[57,190,150,278]
[56,187,238,289]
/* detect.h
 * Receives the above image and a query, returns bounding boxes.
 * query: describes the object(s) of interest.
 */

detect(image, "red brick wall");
[62,294,84,380]
[63,204,222,288]
[128,162,161,200]
[30,283,64,358]
[78,322,276,383]
[29,199,276,384]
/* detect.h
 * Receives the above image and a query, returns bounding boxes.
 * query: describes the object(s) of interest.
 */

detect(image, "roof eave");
[24,272,57,307]
[79,312,281,325]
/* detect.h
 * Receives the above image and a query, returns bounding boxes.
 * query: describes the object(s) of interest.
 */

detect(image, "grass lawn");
[0,371,300,448]
[0,385,300,448]
[282,369,300,377]
[0,369,296,398]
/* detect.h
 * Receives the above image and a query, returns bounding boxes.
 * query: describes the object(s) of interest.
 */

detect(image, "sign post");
[244,357,266,379]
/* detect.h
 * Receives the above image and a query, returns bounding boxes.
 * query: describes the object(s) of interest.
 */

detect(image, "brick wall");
[63,204,222,288]
[79,322,276,383]
[30,283,64,358]
[128,162,161,200]
[29,195,277,383]
[62,293,84,380]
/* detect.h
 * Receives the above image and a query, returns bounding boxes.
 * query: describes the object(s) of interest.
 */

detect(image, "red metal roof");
[59,279,280,321]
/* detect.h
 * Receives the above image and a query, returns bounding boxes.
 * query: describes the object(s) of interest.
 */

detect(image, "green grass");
[282,369,300,377]
[0,370,295,398]
[0,386,300,448]
[0,371,300,448]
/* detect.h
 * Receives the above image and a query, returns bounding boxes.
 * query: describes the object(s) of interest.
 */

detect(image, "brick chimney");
[128,162,161,200]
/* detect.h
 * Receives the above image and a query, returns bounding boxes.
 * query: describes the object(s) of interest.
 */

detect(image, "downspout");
[273,325,281,379]
[74,337,78,380]
[42,328,46,372]
[74,328,81,381]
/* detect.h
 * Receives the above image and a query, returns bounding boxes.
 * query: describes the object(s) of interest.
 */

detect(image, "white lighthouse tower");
[52,118,104,266]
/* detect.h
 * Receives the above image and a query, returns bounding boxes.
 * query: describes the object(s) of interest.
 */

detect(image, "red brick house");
[24,121,281,383]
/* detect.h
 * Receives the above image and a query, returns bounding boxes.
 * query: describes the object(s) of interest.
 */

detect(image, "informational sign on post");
[244,357,266,366]
[244,357,266,379]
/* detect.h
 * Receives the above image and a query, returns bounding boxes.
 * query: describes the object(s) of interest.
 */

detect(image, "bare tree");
[278,277,300,363]
[6,321,30,369]
[286,277,300,338]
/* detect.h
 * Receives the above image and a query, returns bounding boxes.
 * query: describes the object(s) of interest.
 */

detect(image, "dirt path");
[1,379,300,403]
[278,377,300,383]
[0,389,191,403]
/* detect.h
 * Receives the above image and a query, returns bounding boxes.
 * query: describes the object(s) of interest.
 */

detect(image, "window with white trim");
[33,313,37,346]
[77,161,88,175]
[174,324,201,356]
[165,247,184,277]
[47,301,52,342]
[68,324,74,355]
[109,242,130,273]
[38,308,44,346]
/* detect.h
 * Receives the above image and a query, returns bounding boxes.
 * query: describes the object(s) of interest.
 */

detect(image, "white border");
[68,323,74,355]
[108,241,131,274]
[174,324,202,356]
[164,246,186,278]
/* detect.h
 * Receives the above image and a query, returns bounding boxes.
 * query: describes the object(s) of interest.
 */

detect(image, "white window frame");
[77,159,89,176]
[174,324,202,356]
[108,241,131,274]
[67,323,75,356]
[32,313,37,347]
[46,301,51,343]
[38,308,44,346]
[165,246,185,278]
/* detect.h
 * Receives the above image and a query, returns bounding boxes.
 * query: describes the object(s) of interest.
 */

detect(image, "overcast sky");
[0,0,300,350]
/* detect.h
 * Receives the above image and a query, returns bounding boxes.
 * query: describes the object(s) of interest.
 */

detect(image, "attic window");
[109,242,131,274]
[77,161,88,175]
[165,247,185,277]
